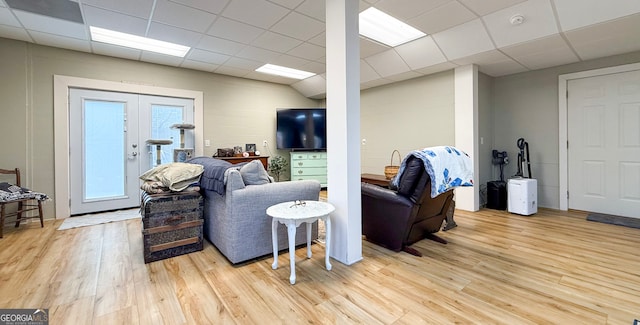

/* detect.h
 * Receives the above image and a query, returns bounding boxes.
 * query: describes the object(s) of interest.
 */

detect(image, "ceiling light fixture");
[359,7,426,47]
[255,64,316,80]
[90,26,190,57]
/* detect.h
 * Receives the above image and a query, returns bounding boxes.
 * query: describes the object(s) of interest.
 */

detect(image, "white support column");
[454,65,480,211]
[325,0,362,265]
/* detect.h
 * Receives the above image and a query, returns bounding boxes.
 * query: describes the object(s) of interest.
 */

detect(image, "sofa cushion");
[239,160,271,185]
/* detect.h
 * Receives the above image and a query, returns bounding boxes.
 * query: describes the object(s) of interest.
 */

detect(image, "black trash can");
[486,181,507,210]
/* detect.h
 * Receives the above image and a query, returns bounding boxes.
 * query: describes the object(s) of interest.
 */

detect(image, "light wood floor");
[1,207,639,324]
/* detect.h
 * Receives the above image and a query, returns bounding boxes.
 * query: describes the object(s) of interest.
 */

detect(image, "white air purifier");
[508,178,537,215]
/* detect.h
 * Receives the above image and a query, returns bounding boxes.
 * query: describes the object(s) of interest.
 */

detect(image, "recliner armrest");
[361,182,412,208]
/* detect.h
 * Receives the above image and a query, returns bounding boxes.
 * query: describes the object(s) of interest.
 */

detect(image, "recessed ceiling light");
[359,7,426,47]
[90,26,190,57]
[255,64,316,80]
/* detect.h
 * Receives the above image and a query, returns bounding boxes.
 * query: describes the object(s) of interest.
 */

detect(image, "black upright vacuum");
[515,137,532,178]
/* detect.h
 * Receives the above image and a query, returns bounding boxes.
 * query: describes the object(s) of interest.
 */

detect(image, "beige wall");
[0,38,319,219]
[360,70,455,175]
[492,50,640,209]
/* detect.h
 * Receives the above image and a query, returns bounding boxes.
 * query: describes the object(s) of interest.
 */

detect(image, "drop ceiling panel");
[82,5,148,36]
[147,22,203,46]
[271,11,324,41]
[414,61,459,75]
[152,0,216,33]
[295,0,325,22]
[0,25,32,42]
[181,59,218,72]
[0,7,21,27]
[270,54,312,69]
[501,34,579,70]
[140,51,185,66]
[386,70,423,82]
[224,56,262,70]
[365,49,411,78]
[432,19,495,60]
[409,1,476,35]
[14,11,87,40]
[458,0,527,16]
[453,49,527,76]
[564,13,640,60]
[554,0,640,31]
[80,0,153,19]
[222,0,289,29]
[206,17,263,44]
[187,49,231,65]
[269,0,305,10]
[169,0,229,14]
[394,36,447,70]
[214,65,250,78]
[30,32,90,52]
[236,46,280,62]
[360,38,388,58]
[291,74,326,98]
[91,42,142,60]
[361,59,381,83]
[300,61,326,74]
[197,35,244,56]
[251,31,302,53]
[287,42,325,61]
[483,0,559,48]
[375,0,451,21]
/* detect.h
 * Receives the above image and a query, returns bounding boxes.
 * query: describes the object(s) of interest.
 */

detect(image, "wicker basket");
[384,150,401,180]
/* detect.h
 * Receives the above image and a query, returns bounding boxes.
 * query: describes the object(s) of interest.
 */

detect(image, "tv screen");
[276,108,326,150]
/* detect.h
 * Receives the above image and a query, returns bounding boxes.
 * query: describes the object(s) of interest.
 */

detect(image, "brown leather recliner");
[361,155,454,256]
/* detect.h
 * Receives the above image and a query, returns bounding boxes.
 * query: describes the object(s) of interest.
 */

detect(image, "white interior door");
[568,70,640,218]
[69,89,194,215]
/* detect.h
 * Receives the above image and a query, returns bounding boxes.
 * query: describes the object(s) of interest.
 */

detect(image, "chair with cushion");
[361,155,455,256]
[0,168,45,238]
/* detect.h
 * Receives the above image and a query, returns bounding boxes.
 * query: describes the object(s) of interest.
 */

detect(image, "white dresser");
[290,152,327,187]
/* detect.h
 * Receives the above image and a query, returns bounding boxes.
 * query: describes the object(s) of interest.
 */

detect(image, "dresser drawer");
[292,175,327,184]
[292,166,327,176]
[291,152,327,160]
[292,159,326,168]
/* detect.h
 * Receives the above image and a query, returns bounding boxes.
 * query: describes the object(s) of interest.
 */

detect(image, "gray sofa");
[198,159,321,264]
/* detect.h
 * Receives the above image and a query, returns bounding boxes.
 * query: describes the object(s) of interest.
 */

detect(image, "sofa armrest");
[225,169,245,192]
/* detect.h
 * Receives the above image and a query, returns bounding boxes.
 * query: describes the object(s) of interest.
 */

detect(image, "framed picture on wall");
[246,143,256,152]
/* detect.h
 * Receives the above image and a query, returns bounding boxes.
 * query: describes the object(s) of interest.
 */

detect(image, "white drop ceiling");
[1,0,639,98]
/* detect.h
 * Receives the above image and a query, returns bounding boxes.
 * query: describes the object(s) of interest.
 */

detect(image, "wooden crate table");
[141,191,204,263]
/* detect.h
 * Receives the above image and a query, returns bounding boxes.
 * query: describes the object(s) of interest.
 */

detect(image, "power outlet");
[263,140,268,147]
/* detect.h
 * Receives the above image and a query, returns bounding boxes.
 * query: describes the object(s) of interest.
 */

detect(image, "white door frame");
[54,75,204,219]
[558,62,640,211]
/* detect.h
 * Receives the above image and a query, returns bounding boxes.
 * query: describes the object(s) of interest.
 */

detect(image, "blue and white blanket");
[392,146,474,198]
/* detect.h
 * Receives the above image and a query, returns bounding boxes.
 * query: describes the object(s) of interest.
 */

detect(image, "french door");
[69,89,194,215]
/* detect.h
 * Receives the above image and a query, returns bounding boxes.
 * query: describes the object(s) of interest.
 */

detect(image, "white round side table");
[266,200,334,284]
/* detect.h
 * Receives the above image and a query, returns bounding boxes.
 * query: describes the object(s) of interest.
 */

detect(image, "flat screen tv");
[276,108,326,150]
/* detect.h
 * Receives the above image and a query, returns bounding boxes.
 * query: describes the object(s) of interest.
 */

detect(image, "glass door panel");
[84,100,126,200]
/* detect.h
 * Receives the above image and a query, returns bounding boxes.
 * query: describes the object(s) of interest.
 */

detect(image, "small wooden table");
[361,173,391,187]
[266,200,334,284]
